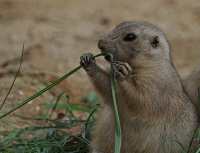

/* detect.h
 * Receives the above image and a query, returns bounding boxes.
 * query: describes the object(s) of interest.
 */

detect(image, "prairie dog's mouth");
[99,48,115,62]
[104,54,112,62]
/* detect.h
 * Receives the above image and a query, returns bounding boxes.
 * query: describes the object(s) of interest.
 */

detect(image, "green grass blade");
[48,92,65,119]
[198,88,200,107]
[196,147,200,153]
[111,76,122,153]
[0,44,24,111]
[110,56,122,153]
[0,65,82,120]
[0,53,105,120]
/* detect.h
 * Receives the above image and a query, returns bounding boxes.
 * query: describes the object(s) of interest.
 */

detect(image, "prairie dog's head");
[98,21,171,63]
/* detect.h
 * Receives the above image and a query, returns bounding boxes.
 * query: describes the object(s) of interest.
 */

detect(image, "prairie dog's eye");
[123,33,137,41]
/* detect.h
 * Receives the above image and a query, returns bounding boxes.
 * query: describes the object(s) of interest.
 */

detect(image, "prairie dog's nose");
[98,39,107,50]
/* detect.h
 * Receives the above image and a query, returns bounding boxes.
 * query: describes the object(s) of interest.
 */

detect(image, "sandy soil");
[0,0,200,129]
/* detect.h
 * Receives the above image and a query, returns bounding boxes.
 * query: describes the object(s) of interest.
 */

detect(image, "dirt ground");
[0,0,200,130]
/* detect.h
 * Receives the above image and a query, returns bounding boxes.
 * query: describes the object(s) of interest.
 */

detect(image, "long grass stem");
[110,55,122,153]
[0,53,104,120]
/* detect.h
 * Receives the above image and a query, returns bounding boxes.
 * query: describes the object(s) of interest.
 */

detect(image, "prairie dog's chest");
[121,122,159,153]
[122,118,184,153]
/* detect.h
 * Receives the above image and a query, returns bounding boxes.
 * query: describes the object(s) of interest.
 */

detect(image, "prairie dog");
[80,21,198,153]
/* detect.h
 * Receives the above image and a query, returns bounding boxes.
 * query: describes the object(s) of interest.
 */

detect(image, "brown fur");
[183,67,200,114]
[81,21,198,153]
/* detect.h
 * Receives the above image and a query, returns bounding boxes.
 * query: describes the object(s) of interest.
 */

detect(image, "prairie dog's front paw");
[112,61,133,81]
[80,53,96,71]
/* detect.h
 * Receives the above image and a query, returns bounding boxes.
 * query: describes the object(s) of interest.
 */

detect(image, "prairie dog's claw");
[112,61,133,81]
[80,53,96,70]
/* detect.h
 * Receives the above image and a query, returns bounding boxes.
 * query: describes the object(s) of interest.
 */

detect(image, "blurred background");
[0,0,200,130]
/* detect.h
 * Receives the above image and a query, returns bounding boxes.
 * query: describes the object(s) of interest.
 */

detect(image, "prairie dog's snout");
[98,39,114,62]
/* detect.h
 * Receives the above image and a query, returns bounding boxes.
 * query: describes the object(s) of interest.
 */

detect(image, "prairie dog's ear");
[150,36,159,48]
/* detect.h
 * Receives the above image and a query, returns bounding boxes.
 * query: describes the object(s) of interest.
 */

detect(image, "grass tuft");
[0,92,98,153]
